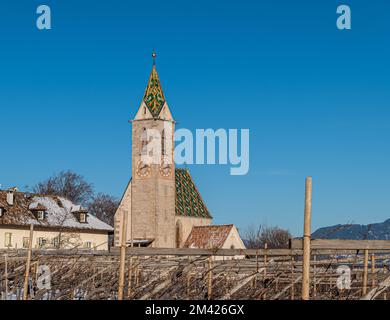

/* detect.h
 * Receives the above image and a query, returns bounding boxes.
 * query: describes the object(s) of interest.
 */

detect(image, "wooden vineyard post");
[384,264,387,300]
[23,224,34,300]
[371,254,376,288]
[263,243,268,299]
[255,249,259,286]
[290,250,295,300]
[127,256,133,298]
[362,249,369,296]
[4,254,8,300]
[207,257,213,300]
[264,243,268,280]
[118,210,128,300]
[313,255,317,299]
[187,273,191,297]
[302,177,312,300]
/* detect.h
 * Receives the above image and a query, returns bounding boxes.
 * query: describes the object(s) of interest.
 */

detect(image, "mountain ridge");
[312,218,390,240]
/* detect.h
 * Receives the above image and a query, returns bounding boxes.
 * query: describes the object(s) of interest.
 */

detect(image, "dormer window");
[37,211,45,220]
[71,206,88,223]
[79,212,87,223]
[29,203,47,221]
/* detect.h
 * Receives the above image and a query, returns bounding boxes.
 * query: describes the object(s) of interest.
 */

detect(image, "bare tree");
[245,224,292,249]
[33,171,94,205]
[88,193,119,227]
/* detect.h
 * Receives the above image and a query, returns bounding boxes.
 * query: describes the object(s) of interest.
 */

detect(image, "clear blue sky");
[1,0,389,236]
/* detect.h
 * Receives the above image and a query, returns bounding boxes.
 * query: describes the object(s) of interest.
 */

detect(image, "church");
[114,55,245,250]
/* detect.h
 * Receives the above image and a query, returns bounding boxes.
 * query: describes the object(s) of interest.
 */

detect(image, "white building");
[0,188,113,250]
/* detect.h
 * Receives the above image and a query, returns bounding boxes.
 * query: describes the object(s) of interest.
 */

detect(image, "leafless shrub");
[88,193,119,227]
[245,225,292,249]
[33,171,94,205]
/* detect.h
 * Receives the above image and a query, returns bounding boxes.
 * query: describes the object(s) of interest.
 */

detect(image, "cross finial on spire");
[152,51,157,66]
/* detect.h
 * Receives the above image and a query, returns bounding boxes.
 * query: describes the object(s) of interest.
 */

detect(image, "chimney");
[6,187,18,206]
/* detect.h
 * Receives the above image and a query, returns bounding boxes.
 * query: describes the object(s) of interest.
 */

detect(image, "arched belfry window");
[141,128,148,155]
[161,129,166,156]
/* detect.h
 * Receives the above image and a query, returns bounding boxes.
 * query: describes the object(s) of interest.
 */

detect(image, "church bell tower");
[129,53,176,247]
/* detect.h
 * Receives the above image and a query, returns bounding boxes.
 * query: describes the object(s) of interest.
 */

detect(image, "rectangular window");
[38,237,46,248]
[52,237,60,249]
[84,241,92,249]
[5,233,12,247]
[37,211,45,220]
[79,213,86,223]
[0,208,3,217]
[23,237,30,249]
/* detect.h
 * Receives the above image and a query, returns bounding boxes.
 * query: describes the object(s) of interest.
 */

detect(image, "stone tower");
[115,55,176,248]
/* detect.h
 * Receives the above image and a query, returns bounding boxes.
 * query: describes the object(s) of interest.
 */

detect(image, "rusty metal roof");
[183,225,234,249]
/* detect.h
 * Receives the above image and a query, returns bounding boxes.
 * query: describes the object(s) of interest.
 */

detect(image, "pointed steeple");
[142,52,166,118]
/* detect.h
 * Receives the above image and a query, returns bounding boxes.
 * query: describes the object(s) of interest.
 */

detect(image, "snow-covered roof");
[0,191,113,232]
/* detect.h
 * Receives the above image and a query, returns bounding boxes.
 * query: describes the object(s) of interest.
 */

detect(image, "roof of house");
[175,169,212,219]
[0,191,113,232]
[183,224,234,249]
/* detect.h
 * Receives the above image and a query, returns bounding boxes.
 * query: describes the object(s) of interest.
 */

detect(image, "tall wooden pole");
[313,255,317,299]
[118,210,128,300]
[263,243,268,280]
[371,254,376,288]
[290,250,295,300]
[263,242,268,299]
[207,257,213,300]
[127,256,134,298]
[4,254,8,300]
[362,249,369,296]
[23,224,34,300]
[302,177,312,300]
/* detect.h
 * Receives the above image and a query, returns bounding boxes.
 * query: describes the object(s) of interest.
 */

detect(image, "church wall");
[175,216,212,248]
[114,180,132,247]
[219,225,246,260]
[221,226,246,250]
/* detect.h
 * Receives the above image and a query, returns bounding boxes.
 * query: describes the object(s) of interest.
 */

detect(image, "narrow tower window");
[161,129,166,156]
[141,128,148,155]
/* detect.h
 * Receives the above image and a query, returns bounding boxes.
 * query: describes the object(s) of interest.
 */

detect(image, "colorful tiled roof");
[183,225,234,249]
[143,65,166,118]
[175,169,212,219]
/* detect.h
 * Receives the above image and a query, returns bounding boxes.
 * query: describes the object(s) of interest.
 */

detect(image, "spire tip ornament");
[152,51,157,65]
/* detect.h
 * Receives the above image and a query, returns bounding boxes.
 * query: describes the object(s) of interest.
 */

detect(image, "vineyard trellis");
[1,245,390,300]
[2,177,390,300]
